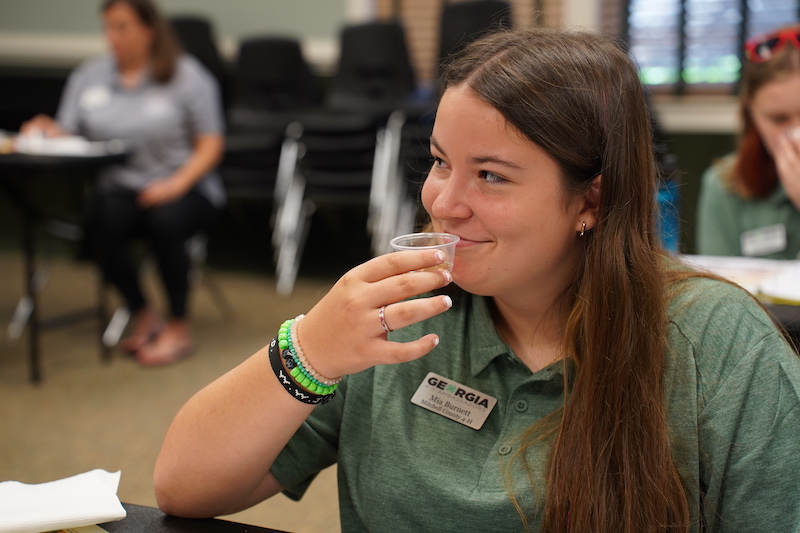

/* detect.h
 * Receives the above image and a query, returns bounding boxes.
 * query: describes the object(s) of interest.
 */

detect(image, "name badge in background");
[79,85,111,111]
[411,372,497,430]
[740,224,787,257]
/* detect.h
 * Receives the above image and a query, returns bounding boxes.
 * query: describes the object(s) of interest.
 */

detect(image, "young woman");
[154,28,800,531]
[697,24,800,258]
[22,0,225,365]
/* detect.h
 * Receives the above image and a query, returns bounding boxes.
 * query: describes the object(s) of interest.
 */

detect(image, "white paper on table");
[0,469,126,533]
[13,135,126,157]
[758,261,800,304]
[681,254,800,305]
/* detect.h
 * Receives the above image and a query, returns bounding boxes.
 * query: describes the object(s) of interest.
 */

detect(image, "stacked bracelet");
[277,316,341,396]
[271,316,341,404]
[288,316,341,386]
[269,337,335,405]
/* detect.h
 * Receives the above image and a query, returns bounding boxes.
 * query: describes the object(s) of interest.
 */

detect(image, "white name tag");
[740,224,787,257]
[410,372,497,430]
[80,85,111,111]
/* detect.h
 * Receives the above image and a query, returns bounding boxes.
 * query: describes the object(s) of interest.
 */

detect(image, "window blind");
[605,0,800,94]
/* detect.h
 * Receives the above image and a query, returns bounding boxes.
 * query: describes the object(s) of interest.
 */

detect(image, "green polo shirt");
[696,155,800,259]
[270,276,800,532]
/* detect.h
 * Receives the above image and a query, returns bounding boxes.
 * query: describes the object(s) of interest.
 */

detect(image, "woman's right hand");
[19,114,64,137]
[776,130,800,209]
[297,248,454,379]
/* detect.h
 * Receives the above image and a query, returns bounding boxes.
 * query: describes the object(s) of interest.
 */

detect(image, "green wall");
[0,1,345,44]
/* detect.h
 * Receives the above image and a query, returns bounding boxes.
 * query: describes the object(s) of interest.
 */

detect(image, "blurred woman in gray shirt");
[22,0,225,365]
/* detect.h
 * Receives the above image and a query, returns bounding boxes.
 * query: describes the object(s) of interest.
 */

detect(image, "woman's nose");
[427,175,472,221]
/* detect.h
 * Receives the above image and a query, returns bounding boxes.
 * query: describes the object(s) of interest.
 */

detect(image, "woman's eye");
[480,170,506,184]
[768,114,789,126]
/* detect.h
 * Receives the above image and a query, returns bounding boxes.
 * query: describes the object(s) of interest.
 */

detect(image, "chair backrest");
[230,36,320,114]
[326,22,416,112]
[437,0,513,77]
[169,15,228,93]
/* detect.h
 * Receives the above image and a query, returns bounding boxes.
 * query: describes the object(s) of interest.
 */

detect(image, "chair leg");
[102,306,131,349]
[187,233,235,319]
[275,200,313,297]
[197,271,236,319]
[97,271,113,361]
[273,174,308,296]
[7,263,50,340]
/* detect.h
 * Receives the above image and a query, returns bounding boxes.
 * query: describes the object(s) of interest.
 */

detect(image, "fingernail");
[442,270,453,283]
[435,250,445,262]
[442,295,453,308]
[432,335,440,347]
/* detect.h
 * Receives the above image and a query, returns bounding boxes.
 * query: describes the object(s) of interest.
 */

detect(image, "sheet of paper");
[681,254,800,305]
[50,526,110,533]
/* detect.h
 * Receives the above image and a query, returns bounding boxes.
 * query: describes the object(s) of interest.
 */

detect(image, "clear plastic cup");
[389,232,459,272]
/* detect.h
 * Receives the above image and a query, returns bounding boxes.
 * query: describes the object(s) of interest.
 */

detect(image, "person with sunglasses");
[697,24,800,258]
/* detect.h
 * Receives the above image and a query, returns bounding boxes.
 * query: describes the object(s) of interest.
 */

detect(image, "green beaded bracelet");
[269,337,334,405]
[276,317,340,397]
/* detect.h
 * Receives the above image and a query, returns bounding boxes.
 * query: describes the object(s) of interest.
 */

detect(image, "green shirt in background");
[271,275,800,532]
[696,155,800,259]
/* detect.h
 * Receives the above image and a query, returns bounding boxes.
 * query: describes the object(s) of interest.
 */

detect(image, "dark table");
[766,303,800,350]
[0,147,127,383]
[100,503,289,533]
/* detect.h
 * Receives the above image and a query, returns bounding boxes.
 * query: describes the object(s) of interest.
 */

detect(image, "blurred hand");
[297,249,454,378]
[19,114,64,137]
[137,178,190,208]
[776,131,800,209]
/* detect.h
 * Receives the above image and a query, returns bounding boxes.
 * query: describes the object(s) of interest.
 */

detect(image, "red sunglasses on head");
[745,26,800,63]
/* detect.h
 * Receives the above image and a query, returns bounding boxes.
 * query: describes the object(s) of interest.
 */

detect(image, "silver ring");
[379,305,392,333]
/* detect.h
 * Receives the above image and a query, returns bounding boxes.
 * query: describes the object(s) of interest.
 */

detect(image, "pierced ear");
[578,174,602,231]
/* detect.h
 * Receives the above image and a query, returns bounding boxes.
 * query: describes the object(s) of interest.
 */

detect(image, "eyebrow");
[430,135,524,170]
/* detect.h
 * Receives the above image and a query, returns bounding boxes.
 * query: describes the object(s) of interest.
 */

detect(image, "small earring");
[579,222,586,237]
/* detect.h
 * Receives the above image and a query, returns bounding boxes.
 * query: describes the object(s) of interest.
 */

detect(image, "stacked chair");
[169,15,230,108]
[435,0,514,82]
[371,0,515,255]
[182,5,515,296]
[220,37,320,204]
[271,21,416,296]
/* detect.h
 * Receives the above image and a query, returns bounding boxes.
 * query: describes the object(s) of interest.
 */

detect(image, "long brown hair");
[441,29,690,531]
[733,24,800,198]
[101,0,182,83]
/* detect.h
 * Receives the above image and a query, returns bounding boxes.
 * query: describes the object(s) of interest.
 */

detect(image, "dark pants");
[92,190,220,319]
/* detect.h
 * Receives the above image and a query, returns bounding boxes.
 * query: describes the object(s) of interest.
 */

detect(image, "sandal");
[119,319,163,355]
[136,337,194,367]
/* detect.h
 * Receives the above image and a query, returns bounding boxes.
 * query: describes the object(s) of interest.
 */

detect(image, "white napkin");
[0,469,126,533]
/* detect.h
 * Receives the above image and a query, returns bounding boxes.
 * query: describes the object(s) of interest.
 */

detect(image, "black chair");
[220,36,320,205]
[169,15,229,109]
[101,231,234,349]
[437,0,513,78]
[271,21,416,295]
[372,0,512,254]
[371,1,516,252]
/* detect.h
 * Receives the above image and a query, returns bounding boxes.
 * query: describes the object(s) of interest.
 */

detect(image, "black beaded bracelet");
[269,336,335,405]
